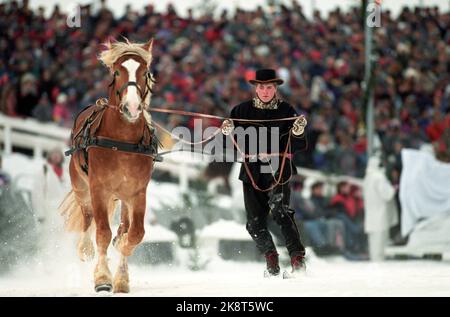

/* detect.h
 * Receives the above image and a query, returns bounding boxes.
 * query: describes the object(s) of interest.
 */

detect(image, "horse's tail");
[58,190,84,232]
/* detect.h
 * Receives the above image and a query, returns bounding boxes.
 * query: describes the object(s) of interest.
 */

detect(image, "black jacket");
[226,99,307,188]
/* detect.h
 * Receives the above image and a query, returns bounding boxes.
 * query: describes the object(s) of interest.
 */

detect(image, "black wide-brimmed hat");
[249,68,284,86]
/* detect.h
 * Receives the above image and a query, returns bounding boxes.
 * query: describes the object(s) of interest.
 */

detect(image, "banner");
[399,149,450,236]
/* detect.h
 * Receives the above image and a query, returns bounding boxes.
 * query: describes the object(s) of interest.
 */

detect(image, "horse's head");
[100,38,155,123]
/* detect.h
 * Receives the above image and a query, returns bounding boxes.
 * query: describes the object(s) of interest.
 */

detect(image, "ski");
[264,270,280,278]
[282,269,306,279]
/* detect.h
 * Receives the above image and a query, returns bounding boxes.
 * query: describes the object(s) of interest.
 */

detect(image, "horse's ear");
[102,40,111,51]
[102,36,117,50]
[142,38,154,53]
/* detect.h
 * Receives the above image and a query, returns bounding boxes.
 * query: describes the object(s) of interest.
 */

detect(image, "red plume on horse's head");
[101,36,117,51]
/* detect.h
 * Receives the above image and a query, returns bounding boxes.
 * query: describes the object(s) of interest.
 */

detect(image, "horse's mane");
[99,39,153,70]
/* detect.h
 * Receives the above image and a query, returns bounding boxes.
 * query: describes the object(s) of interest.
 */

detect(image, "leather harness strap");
[65,101,161,175]
[78,136,161,159]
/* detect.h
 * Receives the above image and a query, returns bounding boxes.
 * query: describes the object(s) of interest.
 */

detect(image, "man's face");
[255,83,277,103]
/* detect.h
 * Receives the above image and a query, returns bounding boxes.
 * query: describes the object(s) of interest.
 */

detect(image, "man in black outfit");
[221,69,308,276]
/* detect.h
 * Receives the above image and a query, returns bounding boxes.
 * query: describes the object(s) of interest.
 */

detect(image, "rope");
[229,133,293,192]
[152,120,222,146]
[150,108,303,192]
[148,107,299,123]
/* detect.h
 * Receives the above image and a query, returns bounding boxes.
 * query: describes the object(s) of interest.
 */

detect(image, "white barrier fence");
[0,114,69,159]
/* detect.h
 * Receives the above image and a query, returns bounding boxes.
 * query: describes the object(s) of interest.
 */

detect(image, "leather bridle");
[108,69,155,113]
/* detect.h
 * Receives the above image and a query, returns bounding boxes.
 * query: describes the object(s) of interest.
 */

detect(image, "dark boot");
[291,254,306,273]
[264,250,280,276]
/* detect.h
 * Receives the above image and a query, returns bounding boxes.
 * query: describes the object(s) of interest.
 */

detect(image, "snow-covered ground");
[1,249,450,297]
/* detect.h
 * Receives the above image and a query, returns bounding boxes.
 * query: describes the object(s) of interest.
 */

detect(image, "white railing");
[0,114,70,159]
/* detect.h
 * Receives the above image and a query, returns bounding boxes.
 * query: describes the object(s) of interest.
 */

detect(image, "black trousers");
[243,182,305,257]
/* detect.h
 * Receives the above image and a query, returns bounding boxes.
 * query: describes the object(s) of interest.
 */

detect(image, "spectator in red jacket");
[330,181,367,256]
[53,93,71,127]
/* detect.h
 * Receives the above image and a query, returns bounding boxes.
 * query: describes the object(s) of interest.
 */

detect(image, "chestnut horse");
[59,39,157,293]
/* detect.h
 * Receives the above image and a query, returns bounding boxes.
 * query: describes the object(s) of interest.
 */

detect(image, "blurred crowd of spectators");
[290,176,368,258]
[1,0,449,178]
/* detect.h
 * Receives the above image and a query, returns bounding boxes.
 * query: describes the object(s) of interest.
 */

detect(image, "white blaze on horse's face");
[121,58,142,121]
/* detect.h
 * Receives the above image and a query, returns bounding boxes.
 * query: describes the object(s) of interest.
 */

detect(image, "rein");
[229,132,294,192]
[147,107,300,123]
[147,106,303,192]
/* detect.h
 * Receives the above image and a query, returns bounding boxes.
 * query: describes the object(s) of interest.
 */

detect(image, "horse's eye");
[114,70,120,77]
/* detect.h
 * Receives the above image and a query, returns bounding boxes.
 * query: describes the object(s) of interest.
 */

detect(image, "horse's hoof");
[95,283,113,293]
[113,281,130,293]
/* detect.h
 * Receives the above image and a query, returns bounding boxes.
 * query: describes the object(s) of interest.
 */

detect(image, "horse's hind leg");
[77,214,95,262]
[113,202,130,247]
[70,160,96,262]
[73,191,95,261]
[71,171,95,261]
[114,193,146,257]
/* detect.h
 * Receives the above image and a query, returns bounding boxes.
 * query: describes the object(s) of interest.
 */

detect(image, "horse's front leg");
[113,204,130,293]
[113,254,130,293]
[91,192,113,293]
[113,192,146,293]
